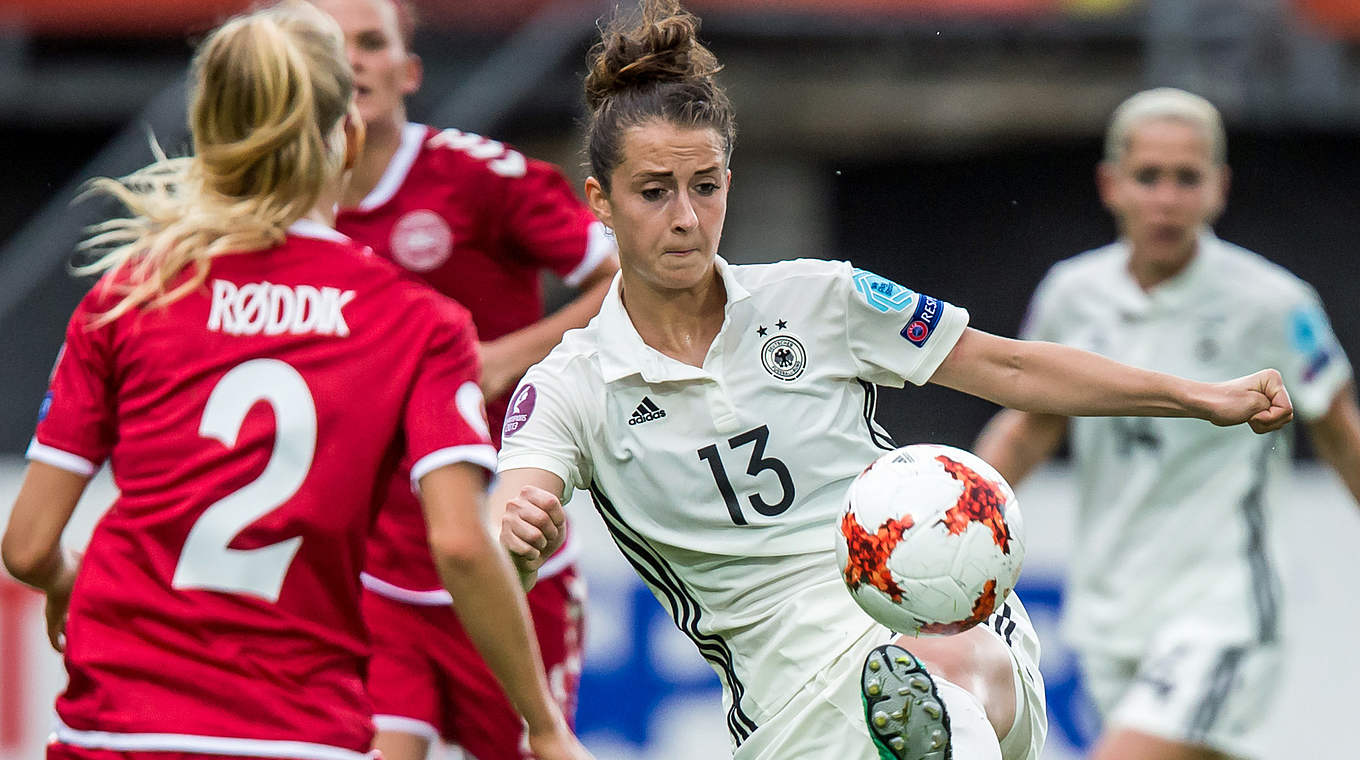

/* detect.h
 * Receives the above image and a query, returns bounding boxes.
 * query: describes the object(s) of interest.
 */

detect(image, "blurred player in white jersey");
[976,88,1360,760]
[489,5,1296,760]
[0,4,588,760]
[310,2,617,759]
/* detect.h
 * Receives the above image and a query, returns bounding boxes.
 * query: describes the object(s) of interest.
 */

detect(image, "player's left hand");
[1208,368,1294,433]
[44,549,81,653]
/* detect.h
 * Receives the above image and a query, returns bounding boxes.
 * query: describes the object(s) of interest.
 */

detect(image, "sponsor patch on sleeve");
[37,391,53,423]
[502,383,537,438]
[900,295,943,347]
[852,269,916,313]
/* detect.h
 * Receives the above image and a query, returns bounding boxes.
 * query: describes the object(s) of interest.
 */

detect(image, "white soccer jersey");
[1023,231,1352,658]
[497,256,972,748]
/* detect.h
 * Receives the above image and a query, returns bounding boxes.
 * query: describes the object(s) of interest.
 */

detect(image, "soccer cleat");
[861,644,952,760]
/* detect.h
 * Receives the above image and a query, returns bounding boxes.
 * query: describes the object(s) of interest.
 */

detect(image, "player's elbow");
[1,530,54,587]
[426,523,498,574]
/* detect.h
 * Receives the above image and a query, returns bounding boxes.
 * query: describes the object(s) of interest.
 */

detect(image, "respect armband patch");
[900,295,942,347]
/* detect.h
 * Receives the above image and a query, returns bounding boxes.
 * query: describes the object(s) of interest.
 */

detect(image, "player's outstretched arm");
[1,461,88,652]
[974,408,1069,487]
[418,462,591,760]
[931,328,1294,432]
[479,260,618,401]
[1307,381,1360,505]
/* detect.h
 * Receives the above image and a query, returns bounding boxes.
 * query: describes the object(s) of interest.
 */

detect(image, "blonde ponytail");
[78,0,353,325]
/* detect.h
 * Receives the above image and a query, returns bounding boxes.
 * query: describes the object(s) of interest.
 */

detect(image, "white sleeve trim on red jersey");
[562,220,616,288]
[356,122,427,212]
[410,443,498,488]
[26,438,97,476]
[360,572,453,606]
[52,717,377,760]
[372,715,440,742]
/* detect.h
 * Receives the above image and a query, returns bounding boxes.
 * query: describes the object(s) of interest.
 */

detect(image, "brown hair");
[583,0,735,191]
[77,0,353,325]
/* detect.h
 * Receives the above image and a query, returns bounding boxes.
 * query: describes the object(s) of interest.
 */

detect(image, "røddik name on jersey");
[207,279,356,337]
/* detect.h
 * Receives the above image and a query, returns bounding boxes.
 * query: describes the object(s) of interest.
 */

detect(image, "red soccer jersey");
[334,123,611,442]
[337,124,600,596]
[29,221,494,760]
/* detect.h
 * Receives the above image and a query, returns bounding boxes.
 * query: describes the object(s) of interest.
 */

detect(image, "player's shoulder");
[1041,242,1127,292]
[1206,237,1315,298]
[418,124,554,185]
[726,257,851,293]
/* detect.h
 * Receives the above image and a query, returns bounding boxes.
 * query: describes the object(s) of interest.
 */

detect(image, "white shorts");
[734,595,1046,760]
[1081,622,1282,760]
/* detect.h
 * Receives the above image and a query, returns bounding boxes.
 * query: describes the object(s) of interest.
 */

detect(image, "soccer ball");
[835,443,1025,636]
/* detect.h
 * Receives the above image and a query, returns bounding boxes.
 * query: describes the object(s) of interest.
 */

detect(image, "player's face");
[585,121,729,293]
[313,0,420,128]
[1099,118,1228,275]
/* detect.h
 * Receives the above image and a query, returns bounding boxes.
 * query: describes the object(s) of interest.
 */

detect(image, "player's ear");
[584,176,612,229]
[1208,164,1230,223]
[343,103,365,171]
[402,53,422,97]
[1095,161,1118,212]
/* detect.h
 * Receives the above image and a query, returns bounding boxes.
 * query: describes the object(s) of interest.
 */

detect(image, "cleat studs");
[873,712,889,728]
[868,659,882,672]
[889,737,906,751]
[867,681,881,696]
[895,656,912,666]
[890,709,904,720]
[911,676,930,692]
[931,730,946,748]
[898,686,910,696]
[924,704,941,719]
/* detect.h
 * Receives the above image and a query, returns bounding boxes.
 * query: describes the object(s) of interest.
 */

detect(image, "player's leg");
[863,598,1045,760]
[862,627,1009,760]
[1080,624,1279,760]
[362,590,442,760]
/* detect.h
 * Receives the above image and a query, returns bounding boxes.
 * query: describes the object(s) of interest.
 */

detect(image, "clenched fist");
[499,485,567,576]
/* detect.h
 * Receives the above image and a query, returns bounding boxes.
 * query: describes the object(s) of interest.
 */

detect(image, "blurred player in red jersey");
[0,4,590,760]
[312,1,618,759]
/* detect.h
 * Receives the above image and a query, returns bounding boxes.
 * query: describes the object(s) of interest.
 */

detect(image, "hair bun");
[585,0,721,112]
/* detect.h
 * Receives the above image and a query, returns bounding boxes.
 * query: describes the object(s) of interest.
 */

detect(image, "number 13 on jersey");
[697,424,795,526]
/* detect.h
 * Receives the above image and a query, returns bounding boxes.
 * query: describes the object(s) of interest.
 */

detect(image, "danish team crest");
[390,209,453,272]
[761,335,807,381]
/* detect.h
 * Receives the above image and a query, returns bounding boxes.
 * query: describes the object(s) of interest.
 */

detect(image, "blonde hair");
[78,0,353,325]
[1104,87,1226,166]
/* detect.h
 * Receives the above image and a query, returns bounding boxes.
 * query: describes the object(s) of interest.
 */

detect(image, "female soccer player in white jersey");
[0,4,590,760]
[493,4,1293,760]
[976,88,1360,760]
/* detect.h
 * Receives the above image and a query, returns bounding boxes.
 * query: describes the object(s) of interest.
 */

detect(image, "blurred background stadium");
[2,0,1359,758]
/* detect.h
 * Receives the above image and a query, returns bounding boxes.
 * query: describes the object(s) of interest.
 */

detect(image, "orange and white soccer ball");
[835,443,1025,636]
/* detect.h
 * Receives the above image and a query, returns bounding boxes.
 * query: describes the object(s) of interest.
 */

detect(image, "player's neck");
[620,270,727,368]
[1127,247,1196,291]
[343,116,408,208]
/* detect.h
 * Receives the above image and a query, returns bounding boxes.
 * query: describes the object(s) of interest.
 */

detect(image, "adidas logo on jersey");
[628,397,666,425]
[207,279,356,337]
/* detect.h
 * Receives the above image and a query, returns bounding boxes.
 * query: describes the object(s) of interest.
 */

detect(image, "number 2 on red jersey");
[171,359,315,602]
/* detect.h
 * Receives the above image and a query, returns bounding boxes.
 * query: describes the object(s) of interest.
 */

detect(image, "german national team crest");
[390,209,453,272]
[761,335,807,381]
